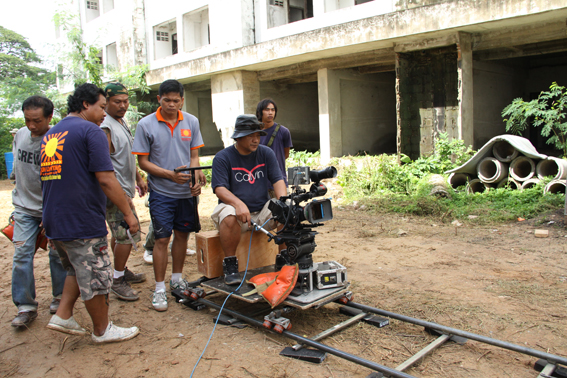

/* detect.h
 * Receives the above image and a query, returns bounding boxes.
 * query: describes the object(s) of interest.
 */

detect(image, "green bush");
[503,82,567,156]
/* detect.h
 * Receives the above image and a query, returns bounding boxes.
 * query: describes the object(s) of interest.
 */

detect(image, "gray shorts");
[211,200,277,233]
[52,238,112,301]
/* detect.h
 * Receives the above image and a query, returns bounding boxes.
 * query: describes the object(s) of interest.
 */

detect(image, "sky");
[0,0,59,67]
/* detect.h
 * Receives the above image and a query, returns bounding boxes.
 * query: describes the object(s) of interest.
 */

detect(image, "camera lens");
[309,166,337,182]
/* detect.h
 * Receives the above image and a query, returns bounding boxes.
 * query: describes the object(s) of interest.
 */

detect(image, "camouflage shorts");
[52,238,111,301]
[106,199,141,245]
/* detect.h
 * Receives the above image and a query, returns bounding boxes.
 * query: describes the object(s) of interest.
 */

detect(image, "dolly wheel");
[285,323,292,331]
[339,295,351,305]
[273,324,284,334]
[263,320,273,329]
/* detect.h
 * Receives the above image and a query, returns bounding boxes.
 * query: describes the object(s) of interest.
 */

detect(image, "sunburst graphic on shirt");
[181,129,192,141]
[41,131,68,163]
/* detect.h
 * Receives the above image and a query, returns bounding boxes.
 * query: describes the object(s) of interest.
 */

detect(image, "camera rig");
[253,166,348,296]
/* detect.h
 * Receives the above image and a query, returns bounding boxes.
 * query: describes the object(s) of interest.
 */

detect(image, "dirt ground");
[0,178,566,378]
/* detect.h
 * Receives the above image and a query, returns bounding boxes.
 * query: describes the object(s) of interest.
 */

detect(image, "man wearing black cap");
[101,82,147,302]
[211,114,286,285]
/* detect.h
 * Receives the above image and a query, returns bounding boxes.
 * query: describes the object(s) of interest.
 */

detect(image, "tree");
[502,82,567,156]
[53,8,103,87]
[0,26,55,115]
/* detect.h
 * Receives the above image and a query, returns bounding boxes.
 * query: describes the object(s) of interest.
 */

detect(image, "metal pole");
[292,312,367,351]
[194,297,418,378]
[345,301,567,366]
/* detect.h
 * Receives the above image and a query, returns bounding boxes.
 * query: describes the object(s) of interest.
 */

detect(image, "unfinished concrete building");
[67,0,567,159]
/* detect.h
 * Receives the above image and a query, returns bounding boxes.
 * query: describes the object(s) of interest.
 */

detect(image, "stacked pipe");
[446,140,567,195]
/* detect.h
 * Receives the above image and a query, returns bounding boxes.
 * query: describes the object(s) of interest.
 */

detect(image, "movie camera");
[254,166,348,296]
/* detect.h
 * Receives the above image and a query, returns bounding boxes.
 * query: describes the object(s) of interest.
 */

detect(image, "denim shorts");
[149,191,195,239]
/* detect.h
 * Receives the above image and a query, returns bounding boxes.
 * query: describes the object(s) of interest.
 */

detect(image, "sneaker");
[143,250,153,264]
[46,314,88,335]
[124,267,146,284]
[223,256,241,285]
[49,298,61,314]
[152,291,168,312]
[186,248,196,256]
[111,276,139,301]
[170,277,191,291]
[91,322,139,344]
[11,311,38,328]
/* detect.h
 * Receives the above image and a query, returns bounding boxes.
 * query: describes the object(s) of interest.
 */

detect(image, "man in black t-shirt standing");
[211,114,286,285]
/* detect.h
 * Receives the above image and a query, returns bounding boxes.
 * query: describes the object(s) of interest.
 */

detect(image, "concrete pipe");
[509,156,535,182]
[536,157,567,180]
[447,172,470,189]
[467,178,486,194]
[497,178,520,190]
[477,157,509,184]
[543,179,567,194]
[521,178,541,190]
[492,141,519,163]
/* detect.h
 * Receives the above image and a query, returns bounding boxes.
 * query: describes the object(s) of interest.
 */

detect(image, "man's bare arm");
[215,186,251,226]
[273,180,287,200]
[137,154,190,185]
[95,171,139,234]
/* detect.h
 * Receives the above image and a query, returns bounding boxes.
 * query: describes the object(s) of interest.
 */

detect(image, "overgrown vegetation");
[503,82,567,156]
[286,135,564,224]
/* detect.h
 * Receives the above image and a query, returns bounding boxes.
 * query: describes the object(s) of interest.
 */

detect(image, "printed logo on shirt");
[40,131,68,181]
[232,164,265,184]
[17,149,41,166]
[181,129,192,141]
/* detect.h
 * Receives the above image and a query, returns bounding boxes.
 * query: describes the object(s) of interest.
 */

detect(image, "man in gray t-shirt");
[100,82,148,302]
[10,96,67,328]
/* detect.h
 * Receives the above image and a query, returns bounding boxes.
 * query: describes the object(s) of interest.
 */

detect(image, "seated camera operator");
[211,114,286,285]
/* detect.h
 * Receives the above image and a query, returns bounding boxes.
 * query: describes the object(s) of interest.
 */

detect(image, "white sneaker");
[152,291,168,312]
[91,322,139,344]
[143,250,153,264]
[47,314,88,336]
[186,248,196,256]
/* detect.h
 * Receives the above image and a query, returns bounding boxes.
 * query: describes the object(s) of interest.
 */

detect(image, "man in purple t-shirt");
[42,83,140,344]
[257,98,293,189]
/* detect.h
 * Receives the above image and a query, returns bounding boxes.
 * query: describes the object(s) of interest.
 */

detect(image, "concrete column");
[182,89,198,116]
[211,70,260,147]
[457,32,474,148]
[317,68,342,163]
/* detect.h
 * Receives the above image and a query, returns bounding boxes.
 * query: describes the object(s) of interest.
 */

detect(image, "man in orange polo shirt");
[132,79,206,312]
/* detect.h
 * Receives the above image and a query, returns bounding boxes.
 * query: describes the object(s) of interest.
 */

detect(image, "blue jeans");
[12,212,67,312]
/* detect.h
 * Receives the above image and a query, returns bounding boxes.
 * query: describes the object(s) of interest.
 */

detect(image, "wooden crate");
[196,230,278,278]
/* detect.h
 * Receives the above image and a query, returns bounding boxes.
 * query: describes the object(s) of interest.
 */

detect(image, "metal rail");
[192,297,418,378]
[345,301,567,366]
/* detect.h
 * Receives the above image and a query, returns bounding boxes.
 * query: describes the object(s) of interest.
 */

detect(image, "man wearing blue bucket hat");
[10,96,67,328]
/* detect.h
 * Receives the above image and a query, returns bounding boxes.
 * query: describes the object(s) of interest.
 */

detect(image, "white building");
[60,0,567,159]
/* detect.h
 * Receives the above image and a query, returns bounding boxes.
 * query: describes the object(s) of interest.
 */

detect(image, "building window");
[87,0,98,10]
[183,7,210,52]
[153,20,177,60]
[85,0,100,22]
[268,0,313,28]
[355,0,374,4]
[106,43,118,68]
[156,31,169,42]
